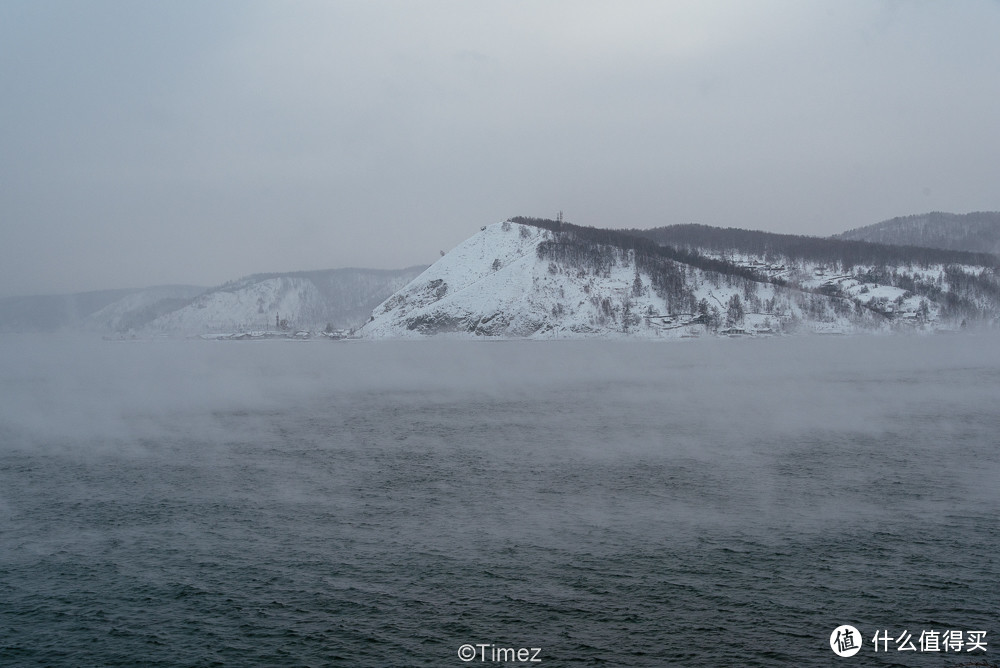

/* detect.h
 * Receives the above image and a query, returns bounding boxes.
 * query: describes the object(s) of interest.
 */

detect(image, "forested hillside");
[835,212,1000,256]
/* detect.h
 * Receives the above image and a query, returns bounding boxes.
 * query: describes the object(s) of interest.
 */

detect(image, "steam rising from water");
[3,334,999,528]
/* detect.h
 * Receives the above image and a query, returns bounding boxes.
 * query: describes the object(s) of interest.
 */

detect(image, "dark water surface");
[1,335,998,666]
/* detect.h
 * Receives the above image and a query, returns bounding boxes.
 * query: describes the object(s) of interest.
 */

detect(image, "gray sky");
[3,0,1000,296]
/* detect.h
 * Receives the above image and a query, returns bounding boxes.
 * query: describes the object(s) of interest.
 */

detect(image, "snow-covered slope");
[140,267,425,337]
[627,222,999,331]
[360,222,893,339]
[143,276,324,335]
[363,222,595,337]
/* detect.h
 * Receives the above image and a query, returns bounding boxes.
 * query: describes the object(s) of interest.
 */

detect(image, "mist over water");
[1,334,998,666]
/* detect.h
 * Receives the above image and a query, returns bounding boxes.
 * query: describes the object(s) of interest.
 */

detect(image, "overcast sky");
[2,1,1000,296]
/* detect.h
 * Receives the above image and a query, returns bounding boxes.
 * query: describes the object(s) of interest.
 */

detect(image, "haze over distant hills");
[0,267,425,336]
[0,286,205,334]
[834,211,1000,256]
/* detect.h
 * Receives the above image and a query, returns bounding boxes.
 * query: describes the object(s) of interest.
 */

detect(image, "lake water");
[1,335,998,666]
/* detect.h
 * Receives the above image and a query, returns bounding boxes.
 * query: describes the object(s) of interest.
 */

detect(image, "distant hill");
[143,267,426,336]
[0,267,427,336]
[834,212,1000,256]
[83,285,210,333]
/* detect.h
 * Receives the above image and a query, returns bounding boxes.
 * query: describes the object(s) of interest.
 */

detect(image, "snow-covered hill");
[360,221,910,339]
[1,267,426,337]
[140,267,426,337]
[0,286,205,333]
[628,222,999,328]
[84,285,207,333]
